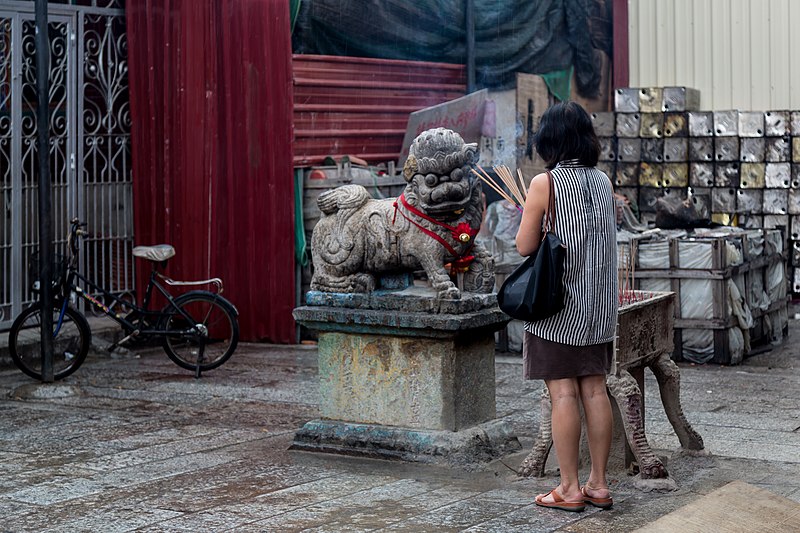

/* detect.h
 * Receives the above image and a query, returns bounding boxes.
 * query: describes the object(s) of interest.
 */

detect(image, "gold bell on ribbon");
[459,233,471,243]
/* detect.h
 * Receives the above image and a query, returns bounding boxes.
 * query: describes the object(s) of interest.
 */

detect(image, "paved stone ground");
[0,318,799,532]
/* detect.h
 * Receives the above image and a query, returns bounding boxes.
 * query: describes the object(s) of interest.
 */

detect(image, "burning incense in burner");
[618,240,653,305]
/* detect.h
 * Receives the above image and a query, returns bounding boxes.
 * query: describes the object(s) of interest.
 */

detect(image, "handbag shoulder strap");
[544,170,557,233]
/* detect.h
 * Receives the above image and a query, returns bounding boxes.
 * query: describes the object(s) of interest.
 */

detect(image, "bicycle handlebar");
[68,218,91,257]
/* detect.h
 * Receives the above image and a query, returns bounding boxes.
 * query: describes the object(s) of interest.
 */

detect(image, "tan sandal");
[581,485,613,509]
[535,487,586,512]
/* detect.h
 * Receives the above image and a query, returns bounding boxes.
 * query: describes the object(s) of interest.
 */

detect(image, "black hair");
[533,101,600,169]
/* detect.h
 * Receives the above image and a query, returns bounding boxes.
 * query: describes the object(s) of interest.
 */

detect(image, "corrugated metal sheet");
[127,0,295,343]
[293,55,466,166]
[628,0,800,110]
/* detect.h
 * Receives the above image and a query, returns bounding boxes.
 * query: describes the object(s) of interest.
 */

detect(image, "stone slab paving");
[633,480,800,532]
[0,321,799,532]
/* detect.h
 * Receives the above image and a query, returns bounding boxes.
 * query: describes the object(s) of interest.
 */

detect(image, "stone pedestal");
[292,286,521,466]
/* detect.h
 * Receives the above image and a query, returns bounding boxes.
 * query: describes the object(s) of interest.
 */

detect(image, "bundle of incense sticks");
[470,165,527,209]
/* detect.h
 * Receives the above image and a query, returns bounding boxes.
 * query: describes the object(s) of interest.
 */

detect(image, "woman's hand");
[515,172,550,257]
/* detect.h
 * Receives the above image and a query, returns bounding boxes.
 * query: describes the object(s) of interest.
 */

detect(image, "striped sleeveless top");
[524,160,619,346]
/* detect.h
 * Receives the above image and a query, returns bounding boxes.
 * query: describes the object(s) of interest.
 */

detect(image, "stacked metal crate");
[594,87,701,224]
[593,86,800,298]
[627,228,788,365]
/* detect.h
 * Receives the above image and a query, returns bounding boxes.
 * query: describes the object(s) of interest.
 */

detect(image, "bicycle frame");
[62,265,220,338]
[45,218,230,343]
[11,217,239,382]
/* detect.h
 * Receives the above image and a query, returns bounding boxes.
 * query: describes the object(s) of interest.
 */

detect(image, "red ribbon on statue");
[449,255,476,275]
[392,193,477,273]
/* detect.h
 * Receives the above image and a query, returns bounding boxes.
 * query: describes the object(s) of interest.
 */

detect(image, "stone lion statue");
[310,128,494,299]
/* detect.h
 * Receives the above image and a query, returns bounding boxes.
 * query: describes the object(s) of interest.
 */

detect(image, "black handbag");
[497,170,566,321]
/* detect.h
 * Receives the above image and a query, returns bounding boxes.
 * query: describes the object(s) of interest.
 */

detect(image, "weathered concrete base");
[632,474,679,493]
[10,383,81,399]
[290,418,522,467]
[295,288,511,433]
[673,447,713,458]
[315,331,498,431]
[293,287,517,465]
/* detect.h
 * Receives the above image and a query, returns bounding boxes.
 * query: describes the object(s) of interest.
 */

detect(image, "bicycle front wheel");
[161,291,239,372]
[8,302,92,381]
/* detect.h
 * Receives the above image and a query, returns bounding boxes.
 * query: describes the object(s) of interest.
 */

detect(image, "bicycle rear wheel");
[8,302,92,381]
[161,291,239,372]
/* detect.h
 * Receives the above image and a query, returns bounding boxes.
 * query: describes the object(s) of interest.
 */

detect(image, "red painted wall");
[126,0,295,343]
[612,0,629,89]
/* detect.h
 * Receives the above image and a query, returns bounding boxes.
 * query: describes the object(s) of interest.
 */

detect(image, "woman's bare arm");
[515,172,549,257]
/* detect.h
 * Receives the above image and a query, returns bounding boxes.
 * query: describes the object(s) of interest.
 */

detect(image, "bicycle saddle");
[132,244,175,262]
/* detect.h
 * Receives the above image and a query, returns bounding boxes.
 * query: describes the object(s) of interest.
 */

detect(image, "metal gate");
[0,0,131,328]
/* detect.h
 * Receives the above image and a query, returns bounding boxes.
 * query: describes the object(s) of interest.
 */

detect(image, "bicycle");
[8,218,239,381]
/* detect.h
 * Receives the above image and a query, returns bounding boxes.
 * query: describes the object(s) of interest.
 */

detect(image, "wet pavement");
[1,319,799,532]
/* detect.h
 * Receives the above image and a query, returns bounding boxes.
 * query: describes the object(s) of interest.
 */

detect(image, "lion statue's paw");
[438,286,461,300]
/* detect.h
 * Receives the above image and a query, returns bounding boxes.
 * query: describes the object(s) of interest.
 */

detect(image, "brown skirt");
[523,330,613,381]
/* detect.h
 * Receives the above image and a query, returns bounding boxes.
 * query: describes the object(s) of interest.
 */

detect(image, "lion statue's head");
[402,128,480,220]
